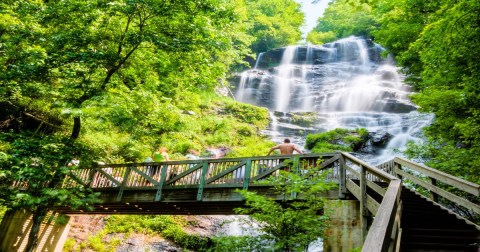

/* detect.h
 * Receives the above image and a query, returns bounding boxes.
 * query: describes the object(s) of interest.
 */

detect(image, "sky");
[295,0,331,37]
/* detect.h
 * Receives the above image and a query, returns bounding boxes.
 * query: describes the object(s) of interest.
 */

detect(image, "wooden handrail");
[394,157,480,196]
[342,152,397,182]
[362,179,402,252]
[393,157,480,216]
[340,152,402,252]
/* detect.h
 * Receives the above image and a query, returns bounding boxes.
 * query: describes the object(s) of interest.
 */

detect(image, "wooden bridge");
[6,152,480,251]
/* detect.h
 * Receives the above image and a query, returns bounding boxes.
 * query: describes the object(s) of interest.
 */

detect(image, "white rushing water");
[235,36,433,164]
[229,36,433,251]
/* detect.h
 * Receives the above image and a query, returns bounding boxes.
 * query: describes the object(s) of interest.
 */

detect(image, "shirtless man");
[267,138,304,155]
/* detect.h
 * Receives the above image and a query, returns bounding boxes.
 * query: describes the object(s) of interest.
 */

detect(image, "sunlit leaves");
[234,169,336,250]
[370,0,480,182]
[307,0,376,44]
[0,132,101,211]
[245,0,304,53]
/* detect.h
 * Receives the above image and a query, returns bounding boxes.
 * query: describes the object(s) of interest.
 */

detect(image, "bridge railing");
[60,153,338,200]
[390,157,480,216]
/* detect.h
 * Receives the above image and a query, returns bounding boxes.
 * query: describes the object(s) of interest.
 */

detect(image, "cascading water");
[224,37,432,252]
[234,36,433,164]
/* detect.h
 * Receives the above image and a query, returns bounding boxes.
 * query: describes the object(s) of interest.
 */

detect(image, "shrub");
[306,128,368,152]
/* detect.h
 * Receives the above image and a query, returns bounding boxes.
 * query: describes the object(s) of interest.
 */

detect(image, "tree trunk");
[25,207,47,252]
[71,116,81,139]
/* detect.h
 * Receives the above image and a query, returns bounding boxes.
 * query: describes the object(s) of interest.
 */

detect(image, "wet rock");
[369,131,393,147]
[149,242,181,252]
[381,100,418,113]
[253,46,336,69]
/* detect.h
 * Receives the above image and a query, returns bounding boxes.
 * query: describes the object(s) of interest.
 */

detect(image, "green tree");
[0,0,254,251]
[0,133,100,252]
[245,0,305,53]
[307,0,376,44]
[370,0,480,182]
[226,168,336,251]
[1,0,251,139]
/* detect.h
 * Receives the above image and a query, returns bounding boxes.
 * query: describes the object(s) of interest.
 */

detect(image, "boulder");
[369,131,393,147]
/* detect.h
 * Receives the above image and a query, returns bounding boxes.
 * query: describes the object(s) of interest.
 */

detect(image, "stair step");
[402,207,450,214]
[402,211,461,218]
[402,233,479,244]
[400,241,479,251]
[403,228,480,234]
[401,222,471,229]
[371,181,480,251]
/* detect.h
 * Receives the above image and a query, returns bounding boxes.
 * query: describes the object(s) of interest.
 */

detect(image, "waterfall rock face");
[232,36,432,164]
[234,36,416,114]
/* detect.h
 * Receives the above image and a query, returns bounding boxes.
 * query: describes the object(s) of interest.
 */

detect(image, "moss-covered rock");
[306,128,369,153]
[273,112,326,128]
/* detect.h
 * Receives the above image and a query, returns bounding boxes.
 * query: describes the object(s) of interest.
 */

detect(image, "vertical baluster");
[197,161,208,201]
[360,164,370,242]
[339,154,346,198]
[155,163,168,201]
[117,167,131,201]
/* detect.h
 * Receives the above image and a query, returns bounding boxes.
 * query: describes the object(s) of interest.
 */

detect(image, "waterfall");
[274,46,297,112]
[226,37,434,251]
[235,72,249,102]
[234,36,432,164]
[254,52,264,69]
[300,45,314,111]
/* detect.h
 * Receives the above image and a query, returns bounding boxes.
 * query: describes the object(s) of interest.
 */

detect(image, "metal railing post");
[293,156,300,174]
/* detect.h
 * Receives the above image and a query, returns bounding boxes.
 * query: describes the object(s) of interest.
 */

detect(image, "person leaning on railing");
[267,138,304,172]
[267,138,304,155]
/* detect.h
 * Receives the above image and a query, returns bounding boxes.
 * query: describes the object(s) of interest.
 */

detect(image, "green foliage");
[405,140,480,185]
[211,236,265,252]
[0,0,290,166]
[305,128,368,153]
[78,230,121,252]
[307,0,376,44]
[370,0,480,181]
[306,31,338,45]
[0,206,7,223]
[62,238,76,252]
[75,215,212,251]
[0,0,303,251]
[227,169,337,251]
[349,247,362,252]
[245,0,305,53]
[224,101,269,128]
[0,132,100,211]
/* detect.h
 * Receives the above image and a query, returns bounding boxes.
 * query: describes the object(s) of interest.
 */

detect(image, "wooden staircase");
[400,187,480,252]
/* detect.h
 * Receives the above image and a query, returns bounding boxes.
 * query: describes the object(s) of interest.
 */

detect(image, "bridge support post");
[324,200,362,251]
[0,209,70,252]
